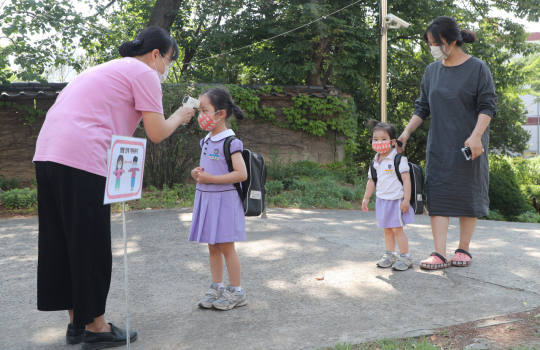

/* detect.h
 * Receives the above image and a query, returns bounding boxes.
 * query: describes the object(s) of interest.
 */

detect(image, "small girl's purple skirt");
[376,198,415,229]
[189,189,246,244]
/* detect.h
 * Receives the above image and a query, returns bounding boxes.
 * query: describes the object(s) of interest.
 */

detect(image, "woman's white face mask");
[430,43,453,60]
[154,55,170,83]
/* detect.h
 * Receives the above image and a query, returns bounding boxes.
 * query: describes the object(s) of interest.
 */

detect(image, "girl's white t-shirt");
[368,149,410,200]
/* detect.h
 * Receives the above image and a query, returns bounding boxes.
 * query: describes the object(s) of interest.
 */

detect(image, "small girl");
[362,120,414,271]
[189,87,248,310]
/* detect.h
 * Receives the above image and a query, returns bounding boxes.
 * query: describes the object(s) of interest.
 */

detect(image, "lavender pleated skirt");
[189,189,246,244]
[376,198,415,229]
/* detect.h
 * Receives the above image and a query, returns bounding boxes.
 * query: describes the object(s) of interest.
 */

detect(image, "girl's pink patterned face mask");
[198,111,222,131]
[372,140,393,153]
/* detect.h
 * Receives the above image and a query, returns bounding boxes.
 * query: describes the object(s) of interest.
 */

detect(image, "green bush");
[267,177,367,209]
[515,211,540,223]
[488,172,528,218]
[0,188,37,209]
[267,151,353,184]
[481,209,506,221]
[512,157,540,186]
[0,175,21,191]
[520,185,540,200]
[266,180,284,195]
[489,154,518,183]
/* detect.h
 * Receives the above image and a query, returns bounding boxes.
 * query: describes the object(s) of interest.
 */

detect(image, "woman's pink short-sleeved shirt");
[33,58,163,177]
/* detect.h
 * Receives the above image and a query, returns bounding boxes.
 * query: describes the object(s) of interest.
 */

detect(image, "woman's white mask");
[154,55,170,83]
[430,44,453,60]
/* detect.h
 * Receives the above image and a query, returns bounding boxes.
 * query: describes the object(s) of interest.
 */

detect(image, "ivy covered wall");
[199,84,356,164]
[0,84,356,180]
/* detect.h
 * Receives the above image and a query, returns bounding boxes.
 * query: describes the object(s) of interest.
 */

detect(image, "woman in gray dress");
[397,16,497,269]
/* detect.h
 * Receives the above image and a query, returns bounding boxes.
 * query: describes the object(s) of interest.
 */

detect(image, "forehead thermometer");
[182,96,200,109]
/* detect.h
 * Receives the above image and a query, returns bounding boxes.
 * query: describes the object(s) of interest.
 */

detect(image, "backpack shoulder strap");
[223,136,237,173]
[394,153,403,185]
[369,161,377,185]
[223,136,245,201]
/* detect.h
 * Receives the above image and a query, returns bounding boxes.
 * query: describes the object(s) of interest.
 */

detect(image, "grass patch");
[323,337,445,350]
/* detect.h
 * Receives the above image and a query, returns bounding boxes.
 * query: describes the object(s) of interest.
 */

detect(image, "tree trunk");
[147,0,184,30]
[306,38,331,85]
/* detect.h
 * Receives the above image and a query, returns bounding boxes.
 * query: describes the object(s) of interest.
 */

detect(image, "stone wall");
[0,84,347,180]
[0,97,54,180]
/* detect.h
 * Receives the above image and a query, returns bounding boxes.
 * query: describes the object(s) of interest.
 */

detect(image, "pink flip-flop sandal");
[451,249,472,267]
[420,252,452,270]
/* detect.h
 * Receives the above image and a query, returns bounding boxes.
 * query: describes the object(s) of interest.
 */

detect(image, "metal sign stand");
[122,201,131,349]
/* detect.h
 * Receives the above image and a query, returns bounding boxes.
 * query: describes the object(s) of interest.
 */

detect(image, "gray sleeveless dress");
[413,57,498,217]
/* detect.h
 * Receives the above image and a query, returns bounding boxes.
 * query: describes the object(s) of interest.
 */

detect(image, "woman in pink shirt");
[33,27,194,349]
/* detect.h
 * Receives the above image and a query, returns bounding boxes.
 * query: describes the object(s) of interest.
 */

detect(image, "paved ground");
[1,208,539,350]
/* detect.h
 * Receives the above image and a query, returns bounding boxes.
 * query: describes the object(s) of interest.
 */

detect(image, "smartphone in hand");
[461,146,484,161]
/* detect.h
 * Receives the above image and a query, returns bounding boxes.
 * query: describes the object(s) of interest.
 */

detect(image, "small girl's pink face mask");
[372,140,393,153]
[198,111,222,131]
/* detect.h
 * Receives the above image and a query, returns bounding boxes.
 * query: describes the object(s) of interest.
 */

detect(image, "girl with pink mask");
[362,120,414,271]
[189,87,249,310]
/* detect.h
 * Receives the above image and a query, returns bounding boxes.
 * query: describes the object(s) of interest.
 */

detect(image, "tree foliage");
[2,0,540,167]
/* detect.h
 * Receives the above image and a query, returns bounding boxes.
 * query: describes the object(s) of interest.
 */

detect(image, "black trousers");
[35,161,112,327]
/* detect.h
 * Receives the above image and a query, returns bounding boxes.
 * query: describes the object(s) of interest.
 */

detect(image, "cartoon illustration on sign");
[104,135,147,204]
[128,156,140,191]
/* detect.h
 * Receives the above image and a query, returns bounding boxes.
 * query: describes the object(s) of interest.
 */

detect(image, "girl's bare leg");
[218,242,241,287]
[392,227,409,255]
[208,243,224,283]
[384,228,396,252]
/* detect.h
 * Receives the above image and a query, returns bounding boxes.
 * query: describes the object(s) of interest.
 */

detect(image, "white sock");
[232,285,242,293]
[390,252,397,255]
[216,282,224,290]
[403,253,410,257]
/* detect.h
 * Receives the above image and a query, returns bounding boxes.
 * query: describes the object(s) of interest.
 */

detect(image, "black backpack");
[370,154,425,215]
[224,136,268,217]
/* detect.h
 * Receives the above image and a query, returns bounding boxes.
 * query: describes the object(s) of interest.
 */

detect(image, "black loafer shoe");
[66,323,85,344]
[81,323,137,350]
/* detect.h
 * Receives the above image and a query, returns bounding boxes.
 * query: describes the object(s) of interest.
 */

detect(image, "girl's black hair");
[200,87,244,121]
[367,119,402,146]
[116,155,124,170]
[118,27,179,61]
[423,16,477,47]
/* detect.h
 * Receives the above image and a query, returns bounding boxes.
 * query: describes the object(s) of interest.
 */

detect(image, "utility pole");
[380,0,388,122]
[379,4,410,123]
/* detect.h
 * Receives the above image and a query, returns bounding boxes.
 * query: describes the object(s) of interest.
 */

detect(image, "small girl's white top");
[368,149,410,200]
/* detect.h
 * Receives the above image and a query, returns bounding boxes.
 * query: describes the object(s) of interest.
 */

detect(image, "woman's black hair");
[116,155,124,170]
[118,27,179,60]
[423,16,477,47]
[200,87,245,121]
[367,119,402,146]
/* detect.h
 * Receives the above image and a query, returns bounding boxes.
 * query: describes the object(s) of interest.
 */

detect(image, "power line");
[183,0,363,66]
